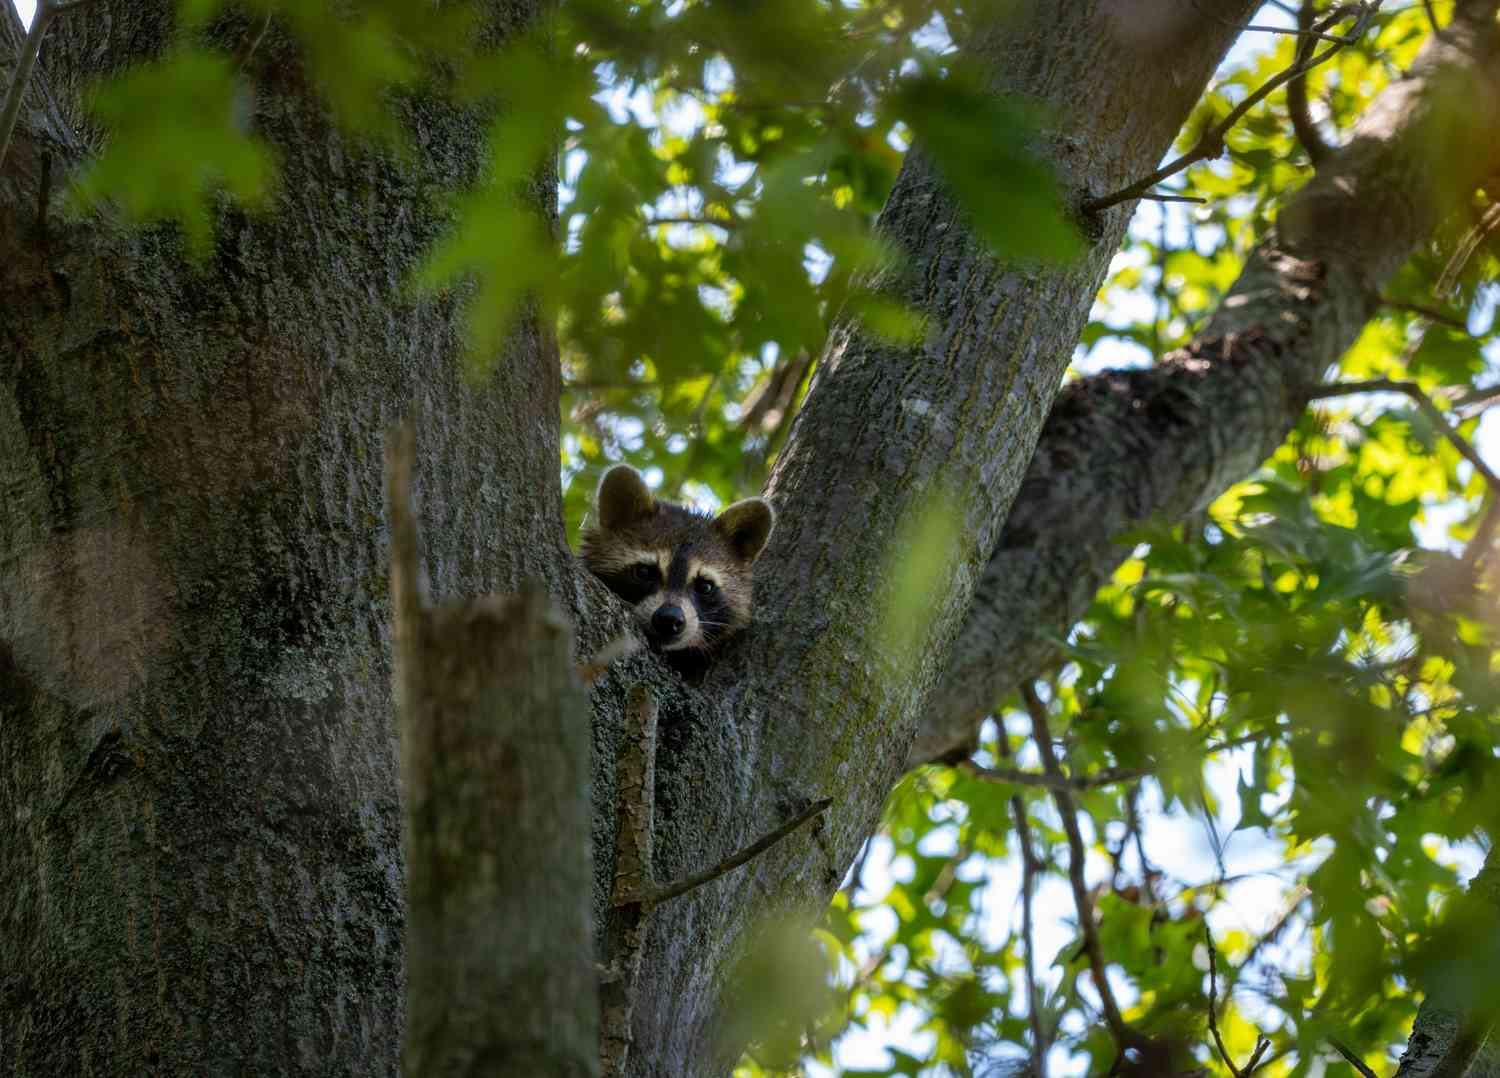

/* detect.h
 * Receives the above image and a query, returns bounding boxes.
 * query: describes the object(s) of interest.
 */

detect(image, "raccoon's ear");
[596,465,655,530]
[712,497,775,563]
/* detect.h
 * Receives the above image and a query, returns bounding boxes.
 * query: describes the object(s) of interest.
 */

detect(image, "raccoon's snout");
[651,604,687,640]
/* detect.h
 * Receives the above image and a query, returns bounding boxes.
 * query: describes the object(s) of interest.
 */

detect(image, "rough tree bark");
[0,2,600,1073]
[0,3,1252,1071]
[5,1,1499,1077]
[1395,841,1500,1078]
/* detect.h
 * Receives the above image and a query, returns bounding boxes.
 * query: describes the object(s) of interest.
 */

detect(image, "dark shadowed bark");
[914,0,1500,765]
[1395,842,1500,1078]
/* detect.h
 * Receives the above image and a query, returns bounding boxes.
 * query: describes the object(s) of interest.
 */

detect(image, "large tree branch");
[387,426,597,1078]
[914,1,1500,765]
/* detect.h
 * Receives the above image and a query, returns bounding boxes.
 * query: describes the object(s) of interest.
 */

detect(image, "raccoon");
[579,465,775,677]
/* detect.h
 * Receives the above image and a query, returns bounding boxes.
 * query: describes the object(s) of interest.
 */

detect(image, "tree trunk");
[0,2,582,1073]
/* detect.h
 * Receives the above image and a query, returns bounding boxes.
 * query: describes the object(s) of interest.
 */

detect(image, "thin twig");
[1206,923,1243,1078]
[1422,0,1452,40]
[1328,1036,1380,1078]
[1140,192,1208,204]
[1084,2,1378,214]
[0,1,55,173]
[965,726,1287,794]
[1012,781,1048,1073]
[1288,1,1336,165]
[1188,0,1355,37]
[1125,785,1159,906]
[1020,682,1133,1048]
[922,841,973,910]
[1234,885,1310,975]
[233,11,275,76]
[1436,200,1500,299]
[1307,377,1500,490]
[1461,492,1500,569]
[1243,20,1372,41]
[1454,382,1500,415]
[0,0,100,173]
[961,760,1151,792]
[633,797,834,906]
[839,836,874,904]
[740,348,814,440]
[1377,294,1471,330]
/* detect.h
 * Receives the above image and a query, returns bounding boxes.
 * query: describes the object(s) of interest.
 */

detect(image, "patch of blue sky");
[806,241,835,285]
[704,56,735,94]
[911,9,954,55]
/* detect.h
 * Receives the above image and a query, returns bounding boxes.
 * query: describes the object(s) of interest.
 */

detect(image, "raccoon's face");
[579,465,775,659]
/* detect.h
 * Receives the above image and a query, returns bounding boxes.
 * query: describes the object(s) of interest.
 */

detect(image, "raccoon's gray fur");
[579,465,774,677]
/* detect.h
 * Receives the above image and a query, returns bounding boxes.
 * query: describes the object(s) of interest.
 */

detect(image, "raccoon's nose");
[652,604,687,640]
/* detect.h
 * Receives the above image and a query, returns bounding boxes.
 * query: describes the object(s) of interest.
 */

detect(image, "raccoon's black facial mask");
[578,465,774,671]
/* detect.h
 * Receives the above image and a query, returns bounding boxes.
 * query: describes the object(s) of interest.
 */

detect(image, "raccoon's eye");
[693,576,718,597]
[631,563,659,583]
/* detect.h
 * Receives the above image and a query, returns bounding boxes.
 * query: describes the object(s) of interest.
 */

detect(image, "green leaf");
[891,70,1081,263]
[72,49,276,257]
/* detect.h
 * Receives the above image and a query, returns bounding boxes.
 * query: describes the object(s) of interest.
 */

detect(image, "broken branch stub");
[387,423,598,1078]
